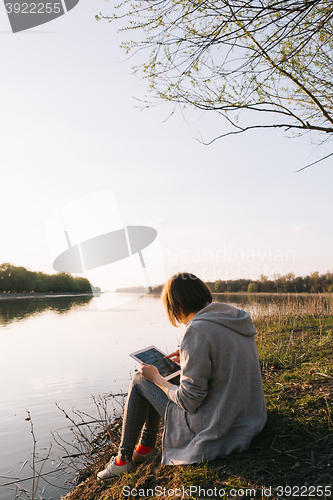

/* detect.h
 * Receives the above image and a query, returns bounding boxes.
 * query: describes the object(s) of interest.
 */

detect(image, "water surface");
[0,293,184,500]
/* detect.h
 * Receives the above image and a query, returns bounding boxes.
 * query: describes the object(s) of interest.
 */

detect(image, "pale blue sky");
[0,0,332,288]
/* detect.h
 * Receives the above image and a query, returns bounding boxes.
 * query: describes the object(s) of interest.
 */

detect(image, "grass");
[62,295,333,500]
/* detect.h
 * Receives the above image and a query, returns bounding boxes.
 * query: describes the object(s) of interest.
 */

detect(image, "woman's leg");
[118,372,169,462]
[97,373,180,480]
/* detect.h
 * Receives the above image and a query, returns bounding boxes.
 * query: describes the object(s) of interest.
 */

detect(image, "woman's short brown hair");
[161,272,213,326]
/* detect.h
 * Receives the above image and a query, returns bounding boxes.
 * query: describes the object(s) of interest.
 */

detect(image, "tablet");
[130,345,181,380]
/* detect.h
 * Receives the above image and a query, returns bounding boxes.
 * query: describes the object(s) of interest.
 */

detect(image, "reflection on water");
[0,296,93,326]
[1,292,332,327]
[0,292,178,500]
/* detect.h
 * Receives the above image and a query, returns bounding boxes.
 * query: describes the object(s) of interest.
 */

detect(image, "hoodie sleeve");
[167,325,211,413]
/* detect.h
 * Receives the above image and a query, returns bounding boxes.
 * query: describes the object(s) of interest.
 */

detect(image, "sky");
[0,0,332,290]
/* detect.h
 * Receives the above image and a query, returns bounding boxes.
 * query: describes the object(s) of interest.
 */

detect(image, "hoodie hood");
[188,302,257,337]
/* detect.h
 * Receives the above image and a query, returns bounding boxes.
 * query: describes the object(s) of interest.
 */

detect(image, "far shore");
[0,292,96,301]
[145,290,332,296]
[212,291,333,295]
[1,291,331,301]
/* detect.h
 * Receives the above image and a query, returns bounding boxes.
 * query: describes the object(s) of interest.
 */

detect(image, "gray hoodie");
[162,302,267,465]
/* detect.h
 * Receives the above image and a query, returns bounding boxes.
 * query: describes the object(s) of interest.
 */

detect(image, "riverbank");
[60,305,333,500]
[0,292,96,300]
[213,291,333,295]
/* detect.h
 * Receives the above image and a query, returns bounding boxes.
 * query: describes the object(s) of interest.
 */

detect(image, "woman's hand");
[164,349,180,364]
[140,363,173,395]
[140,363,160,383]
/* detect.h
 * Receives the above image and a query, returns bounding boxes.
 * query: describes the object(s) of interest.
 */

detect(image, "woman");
[97,273,267,480]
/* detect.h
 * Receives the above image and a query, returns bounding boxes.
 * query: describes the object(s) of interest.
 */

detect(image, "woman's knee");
[131,371,146,387]
[131,372,155,392]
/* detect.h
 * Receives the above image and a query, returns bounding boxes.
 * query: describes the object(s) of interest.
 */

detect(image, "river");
[0,292,331,499]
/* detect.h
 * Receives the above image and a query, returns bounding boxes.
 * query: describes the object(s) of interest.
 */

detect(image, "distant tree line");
[211,271,333,294]
[0,263,97,293]
[114,271,333,295]
[116,285,151,293]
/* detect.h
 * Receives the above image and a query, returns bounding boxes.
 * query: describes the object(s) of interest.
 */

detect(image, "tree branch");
[295,151,333,172]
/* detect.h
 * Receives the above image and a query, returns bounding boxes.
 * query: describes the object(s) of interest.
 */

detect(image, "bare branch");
[295,151,333,172]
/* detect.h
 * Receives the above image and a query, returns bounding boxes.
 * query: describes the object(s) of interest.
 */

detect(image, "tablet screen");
[130,346,180,379]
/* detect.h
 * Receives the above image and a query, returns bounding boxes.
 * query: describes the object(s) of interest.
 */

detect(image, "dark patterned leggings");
[118,372,179,462]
